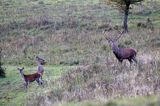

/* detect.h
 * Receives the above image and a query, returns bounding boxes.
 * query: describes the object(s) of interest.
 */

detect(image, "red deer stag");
[105,31,137,64]
[18,67,43,89]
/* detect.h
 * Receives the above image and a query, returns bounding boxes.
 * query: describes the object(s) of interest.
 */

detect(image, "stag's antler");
[114,30,123,41]
[103,30,112,41]
[103,30,123,41]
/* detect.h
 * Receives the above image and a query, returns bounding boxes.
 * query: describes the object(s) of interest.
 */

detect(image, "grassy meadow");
[0,0,160,106]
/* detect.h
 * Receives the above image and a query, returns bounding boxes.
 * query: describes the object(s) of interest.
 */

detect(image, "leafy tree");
[0,47,5,78]
[105,0,144,32]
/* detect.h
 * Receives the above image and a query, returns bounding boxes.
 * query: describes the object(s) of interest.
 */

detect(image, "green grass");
[0,66,159,106]
[113,96,158,106]
[0,0,160,106]
[0,65,73,106]
[0,0,100,24]
[51,96,160,106]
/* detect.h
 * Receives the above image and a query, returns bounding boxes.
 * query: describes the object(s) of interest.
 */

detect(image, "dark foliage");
[0,48,5,78]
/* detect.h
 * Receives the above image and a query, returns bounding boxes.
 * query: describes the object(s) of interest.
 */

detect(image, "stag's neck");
[112,43,120,53]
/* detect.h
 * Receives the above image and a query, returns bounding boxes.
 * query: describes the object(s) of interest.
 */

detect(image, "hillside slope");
[0,0,160,106]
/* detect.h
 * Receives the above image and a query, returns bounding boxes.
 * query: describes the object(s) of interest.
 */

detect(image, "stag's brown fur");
[113,48,137,63]
[105,31,137,64]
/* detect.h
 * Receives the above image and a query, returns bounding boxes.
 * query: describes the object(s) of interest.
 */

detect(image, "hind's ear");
[17,67,24,70]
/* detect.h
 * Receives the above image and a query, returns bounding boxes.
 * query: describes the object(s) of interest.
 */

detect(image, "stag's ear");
[22,67,24,70]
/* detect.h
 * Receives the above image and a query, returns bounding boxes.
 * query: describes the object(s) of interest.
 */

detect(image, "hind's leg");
[39,76,44,85]
[24,82,29,91]
[36,79,40,85]
[36,77,43,85]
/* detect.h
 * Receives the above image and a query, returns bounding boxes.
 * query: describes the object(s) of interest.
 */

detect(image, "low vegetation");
[0,0,160,106]
[0,48,5,77]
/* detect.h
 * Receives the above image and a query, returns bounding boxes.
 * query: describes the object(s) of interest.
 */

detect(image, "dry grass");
[23,28,160,105]
[0,0,160,106]
[26,58,160,105]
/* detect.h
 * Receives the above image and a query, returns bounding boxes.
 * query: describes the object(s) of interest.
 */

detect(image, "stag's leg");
[117,59,123,71]
[133,57,140,70]
[128,58,133,69]
[128,59,133,64]
[132,57,137,64]
[118,59,123,63]
[118,59,123,66]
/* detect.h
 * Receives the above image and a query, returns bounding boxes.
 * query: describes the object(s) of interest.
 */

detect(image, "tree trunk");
[123,4,130,33]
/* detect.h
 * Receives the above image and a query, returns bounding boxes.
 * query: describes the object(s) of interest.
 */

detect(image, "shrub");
[0,64,5,78]
[0,48,5,78]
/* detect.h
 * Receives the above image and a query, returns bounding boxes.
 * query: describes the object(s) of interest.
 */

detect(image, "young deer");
[36,56,46,82]
[18,67,43,89]
[105,31,137,64]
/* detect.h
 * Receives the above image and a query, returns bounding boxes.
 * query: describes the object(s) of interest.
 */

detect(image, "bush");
[0,65,5,78]
[0,48,5,78]
[105,101,117,106]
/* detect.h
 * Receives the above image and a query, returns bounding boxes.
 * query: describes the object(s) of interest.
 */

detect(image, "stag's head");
[104,30,123,50]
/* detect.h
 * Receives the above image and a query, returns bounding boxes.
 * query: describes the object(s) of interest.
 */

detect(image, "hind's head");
[36,56,46,65]
[17,67,24,73]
